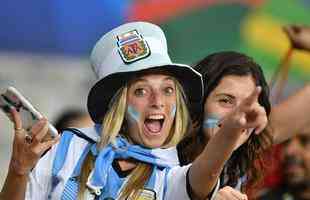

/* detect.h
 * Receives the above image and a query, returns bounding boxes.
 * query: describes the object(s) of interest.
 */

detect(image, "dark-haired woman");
[178,51,310,199]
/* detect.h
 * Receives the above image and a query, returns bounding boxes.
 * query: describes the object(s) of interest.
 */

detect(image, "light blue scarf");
[86,136,179,199]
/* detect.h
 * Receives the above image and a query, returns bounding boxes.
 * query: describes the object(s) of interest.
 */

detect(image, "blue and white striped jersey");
[25,126,219,200]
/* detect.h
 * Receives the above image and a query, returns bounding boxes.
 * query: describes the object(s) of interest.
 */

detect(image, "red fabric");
[246,145,284,199]
[261,145,283,188]
[127,0,263,23]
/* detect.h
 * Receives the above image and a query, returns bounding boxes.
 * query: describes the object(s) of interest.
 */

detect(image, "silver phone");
[0,86,58,137]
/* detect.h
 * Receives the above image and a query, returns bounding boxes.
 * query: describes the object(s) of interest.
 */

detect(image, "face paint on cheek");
[171,105,176,118]
[127,105,140,124]
[203,114,221,129]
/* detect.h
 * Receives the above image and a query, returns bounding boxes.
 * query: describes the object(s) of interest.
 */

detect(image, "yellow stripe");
[241,12,310,74]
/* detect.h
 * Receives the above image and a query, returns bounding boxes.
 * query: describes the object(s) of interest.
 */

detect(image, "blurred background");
[0,0,309,190]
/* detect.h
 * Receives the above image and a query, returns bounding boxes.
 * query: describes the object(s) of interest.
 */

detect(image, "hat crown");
[91,22,171,80]
[87,21,203,123]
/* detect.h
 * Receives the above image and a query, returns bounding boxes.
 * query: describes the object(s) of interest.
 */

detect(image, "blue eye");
[164,87,174,95]
[134,88,147,97]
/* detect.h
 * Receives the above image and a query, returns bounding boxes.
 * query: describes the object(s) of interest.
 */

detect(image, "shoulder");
[165,165,220,200]
[33,125,101,177]
[50,126,99,159]
[26,126,101,199]
[61,125,101,143]
[51,125,101,166]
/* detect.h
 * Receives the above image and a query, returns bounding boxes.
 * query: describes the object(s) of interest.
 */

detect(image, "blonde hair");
[78,78,190,200]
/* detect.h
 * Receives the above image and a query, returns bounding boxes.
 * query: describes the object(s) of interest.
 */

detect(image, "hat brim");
[87,64,203,124]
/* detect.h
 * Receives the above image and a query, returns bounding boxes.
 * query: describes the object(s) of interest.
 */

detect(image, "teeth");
[148,114,164,120]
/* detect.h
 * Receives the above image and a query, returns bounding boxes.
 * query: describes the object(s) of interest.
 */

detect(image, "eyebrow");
[214,93,235,99]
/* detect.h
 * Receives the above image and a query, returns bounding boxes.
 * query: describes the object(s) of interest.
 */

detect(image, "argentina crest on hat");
[87,21,203,123]
[117,29,151,63]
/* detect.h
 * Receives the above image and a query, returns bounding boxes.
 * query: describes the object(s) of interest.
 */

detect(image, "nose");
[284,139,300,157]
[149,89,164,109]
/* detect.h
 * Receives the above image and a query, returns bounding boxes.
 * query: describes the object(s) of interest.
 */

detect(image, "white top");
[25,128,219,200]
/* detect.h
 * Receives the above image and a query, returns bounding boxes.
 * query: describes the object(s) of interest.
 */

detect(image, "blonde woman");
[0,22,267,200]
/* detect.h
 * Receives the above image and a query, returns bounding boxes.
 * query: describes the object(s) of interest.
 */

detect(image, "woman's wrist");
[9,160,31,177]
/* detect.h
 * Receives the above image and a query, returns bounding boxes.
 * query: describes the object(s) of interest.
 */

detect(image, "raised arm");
[0,108,59,200]
[189,87,267,199]
[270,84,310,144]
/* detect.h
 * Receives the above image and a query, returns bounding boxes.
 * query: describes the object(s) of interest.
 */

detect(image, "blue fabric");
[52,131,74,176]
[50,126,179,199]
[61,143,93,200]
[61,177,79,200]
[49,131,74,199]
[87,136,179,199]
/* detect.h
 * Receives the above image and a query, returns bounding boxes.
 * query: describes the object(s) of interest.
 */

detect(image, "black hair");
[195,51,270,117]
[178,51,273,188]
[54,108,89,132]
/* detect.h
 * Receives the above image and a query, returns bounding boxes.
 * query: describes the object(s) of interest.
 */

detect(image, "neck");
[117,159,137,171]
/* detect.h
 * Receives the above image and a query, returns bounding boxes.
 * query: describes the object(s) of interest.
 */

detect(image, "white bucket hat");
[88,21,203,123]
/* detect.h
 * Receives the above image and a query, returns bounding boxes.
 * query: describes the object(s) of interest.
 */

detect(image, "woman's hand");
[214,186,248,200]
[9,107,60,176]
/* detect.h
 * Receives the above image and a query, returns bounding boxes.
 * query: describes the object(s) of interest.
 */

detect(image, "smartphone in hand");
[0,86,58,138]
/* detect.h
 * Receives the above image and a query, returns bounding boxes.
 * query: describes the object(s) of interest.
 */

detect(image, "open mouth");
[144,114,165,135]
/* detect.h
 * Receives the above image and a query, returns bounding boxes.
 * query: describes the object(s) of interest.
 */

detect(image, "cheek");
[205,105,233,121]
[127,105,141,124]
[164,96,177,120]
[170,105,176,118]
[203,114,221,129]
[203,126,220,141]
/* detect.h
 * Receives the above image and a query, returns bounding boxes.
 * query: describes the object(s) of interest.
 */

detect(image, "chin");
[141,139,165,148]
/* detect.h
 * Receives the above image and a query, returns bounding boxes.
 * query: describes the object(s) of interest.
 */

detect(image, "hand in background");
[283,25,310,51]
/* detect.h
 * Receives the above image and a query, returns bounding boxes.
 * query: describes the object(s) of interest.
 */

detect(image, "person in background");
[258,132,310,200]
[269,24,310,143]
[179,25,310,200]
[178,50,310,200]
[210,83,310,200]
[53,108,93,132]
[178,51,272,191]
